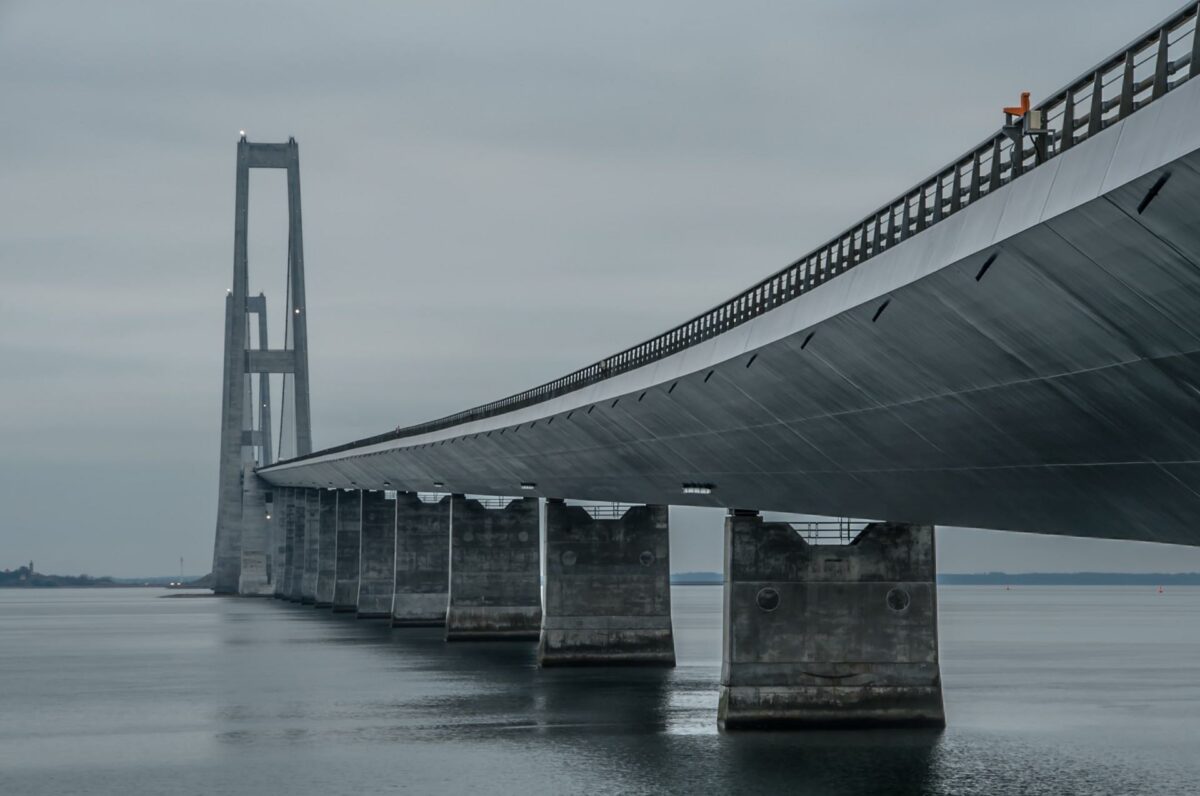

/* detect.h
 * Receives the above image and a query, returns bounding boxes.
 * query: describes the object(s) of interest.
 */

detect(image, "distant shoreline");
[671,572,1200,586]
[0,566,208,589]
[937,572,1200,585]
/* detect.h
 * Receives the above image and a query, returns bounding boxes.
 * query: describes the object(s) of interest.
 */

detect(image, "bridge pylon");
[212,136,313,595]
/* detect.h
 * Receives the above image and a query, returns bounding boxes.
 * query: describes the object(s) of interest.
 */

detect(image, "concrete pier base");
[300,489,319,605]
[446,495,541,640]
[314,490,337,608]
[718,512,945,729]
[271,488,287,599]
[332,490,361,612]
[391,493,450,627]
[237,466,274,596]
[539,501,675,666]
[284,489,305,602]
[357,491,395,618]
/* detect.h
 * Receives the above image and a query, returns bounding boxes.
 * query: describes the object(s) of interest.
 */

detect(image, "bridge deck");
[259,4,1200,546]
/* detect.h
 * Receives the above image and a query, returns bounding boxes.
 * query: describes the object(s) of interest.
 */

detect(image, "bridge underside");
[259,78,1200,548]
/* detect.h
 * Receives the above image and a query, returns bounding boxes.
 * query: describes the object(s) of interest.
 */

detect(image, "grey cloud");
[4,0,1198,575]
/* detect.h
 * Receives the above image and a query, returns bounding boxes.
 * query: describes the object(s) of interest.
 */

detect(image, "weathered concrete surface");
[332,490,361,612]
[278,488,296,599]
[300,488,319,604]
[446,495,541,640]
[285,488,305,602]
[271,487,287,598]
[539,501,674,666]
[718,512,944,729]
[315,490,337,607]
[237,466,274,596]
[272,487,286,598]
[391,493,450,627]
[357,491,395,618]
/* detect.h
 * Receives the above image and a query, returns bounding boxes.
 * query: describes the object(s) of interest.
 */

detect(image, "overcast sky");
[4,0,1200,577]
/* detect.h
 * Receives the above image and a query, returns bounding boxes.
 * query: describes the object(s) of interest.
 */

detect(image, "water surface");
[1,586,1197,795]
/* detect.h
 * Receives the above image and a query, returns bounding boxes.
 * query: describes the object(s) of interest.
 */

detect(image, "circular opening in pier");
[639,550,656,566]
[755,587,780,612]
[561,551,577,566]
[886,587,911,613]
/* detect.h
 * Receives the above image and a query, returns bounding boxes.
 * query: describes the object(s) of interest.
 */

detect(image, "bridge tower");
[212,136,313,595]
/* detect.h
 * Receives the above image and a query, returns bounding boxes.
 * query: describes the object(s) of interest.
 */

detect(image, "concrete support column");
[271,488,286,598]
[391,493,450,627]
[272,488,287,599]
[718,513,945,729]
[357,491,396,618]
[315,490,337,607]
[539,501,675,666]
[293,490,305,602]
[281,489,299,600]
[300,489,319,604]
[446,495,541,640]
[236,466,273,596]
[333,490,362,612]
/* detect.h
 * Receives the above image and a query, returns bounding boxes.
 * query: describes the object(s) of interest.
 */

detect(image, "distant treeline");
[938,572,1200,585]
[0,566,119,588]
[0,566,205,588]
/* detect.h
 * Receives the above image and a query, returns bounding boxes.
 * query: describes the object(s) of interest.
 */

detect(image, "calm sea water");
[1,586,1197,795]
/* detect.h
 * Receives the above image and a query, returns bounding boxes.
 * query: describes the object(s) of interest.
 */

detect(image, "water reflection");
[715,730,942,794]
[266,598,947,794]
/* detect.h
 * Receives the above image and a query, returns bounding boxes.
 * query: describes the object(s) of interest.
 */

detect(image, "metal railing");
[580,503,637,520]
[469,495,524,510]
[788,520,861,546]
[268,2,1200,469]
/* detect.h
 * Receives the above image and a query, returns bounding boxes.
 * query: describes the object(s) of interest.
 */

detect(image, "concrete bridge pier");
[300,489,319,604]
[280,489,294,600]
[314,490,338,607]
[538,501,675,666]
[236,466,274,596]
[279,492,298,597]
[357,491,396,618]
[445,495,541,640]
[391,493,451,627]
[284,488,306,602]
[271,488,287,599]
[332,490,361,612]
[272,487,287,598]
[718,511,945,729]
